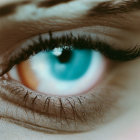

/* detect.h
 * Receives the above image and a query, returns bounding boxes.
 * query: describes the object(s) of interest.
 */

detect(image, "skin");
[0,0,140,140]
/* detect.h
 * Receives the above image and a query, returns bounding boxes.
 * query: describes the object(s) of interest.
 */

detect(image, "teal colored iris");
[45,48,92,81]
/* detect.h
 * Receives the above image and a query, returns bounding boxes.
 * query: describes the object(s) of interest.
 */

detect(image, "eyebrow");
[0,0,73,18]
[0,1,30,17]
[37,0,73,8]
[88,0,140,16]
[0,0,140,18]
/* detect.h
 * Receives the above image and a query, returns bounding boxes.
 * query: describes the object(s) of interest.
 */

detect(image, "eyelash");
[0,32,139,77]
[0,77,118,133]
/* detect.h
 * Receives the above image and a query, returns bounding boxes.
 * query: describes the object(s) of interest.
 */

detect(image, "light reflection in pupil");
[45,48,92,81]
[57,49,72,63]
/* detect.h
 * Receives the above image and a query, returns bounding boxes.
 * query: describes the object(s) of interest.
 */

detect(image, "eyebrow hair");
[0,0,139,18]
[37,0,73,8]
[88,0,140,16]
[0,1,30,17]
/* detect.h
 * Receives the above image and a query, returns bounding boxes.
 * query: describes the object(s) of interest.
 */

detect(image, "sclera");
[9,50,106,96]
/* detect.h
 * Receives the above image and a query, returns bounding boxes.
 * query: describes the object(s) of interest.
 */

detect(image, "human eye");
[1,30,138,97]
[7,32,106,96]
[0,27,139,133]
[1,0,140,136]
[0,30,109,132]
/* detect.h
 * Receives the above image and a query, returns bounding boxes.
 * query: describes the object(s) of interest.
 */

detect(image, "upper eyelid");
[10,31,140,61]
[0,31,139,78]
[0,8,138,52]
[0,25,139,78]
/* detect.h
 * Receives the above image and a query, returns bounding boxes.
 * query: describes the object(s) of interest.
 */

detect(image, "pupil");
[57,49,72,63]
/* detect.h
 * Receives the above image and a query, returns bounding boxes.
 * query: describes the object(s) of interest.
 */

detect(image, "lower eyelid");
[0,77,119,133]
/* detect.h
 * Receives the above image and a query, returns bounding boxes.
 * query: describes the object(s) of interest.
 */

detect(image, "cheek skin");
[122,127,140,140]
[117,123,140,140]
[110,59,140,140]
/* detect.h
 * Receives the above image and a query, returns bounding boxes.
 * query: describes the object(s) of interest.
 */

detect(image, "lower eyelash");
[0,78,120,133]
[2,81,88,122]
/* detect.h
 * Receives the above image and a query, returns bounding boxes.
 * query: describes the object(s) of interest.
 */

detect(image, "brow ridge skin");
[88,0,140,16]
[1,0,140,18]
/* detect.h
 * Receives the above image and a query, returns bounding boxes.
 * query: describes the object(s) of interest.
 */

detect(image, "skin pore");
[0,0,140,139]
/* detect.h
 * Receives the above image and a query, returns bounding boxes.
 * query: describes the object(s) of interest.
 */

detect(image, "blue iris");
[45,48,92,81]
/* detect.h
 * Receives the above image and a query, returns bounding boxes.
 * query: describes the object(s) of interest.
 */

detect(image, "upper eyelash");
[11,33,140,62]
[0,33,139,76]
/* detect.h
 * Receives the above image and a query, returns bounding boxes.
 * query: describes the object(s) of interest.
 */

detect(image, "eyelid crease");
[0,33,140,77]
